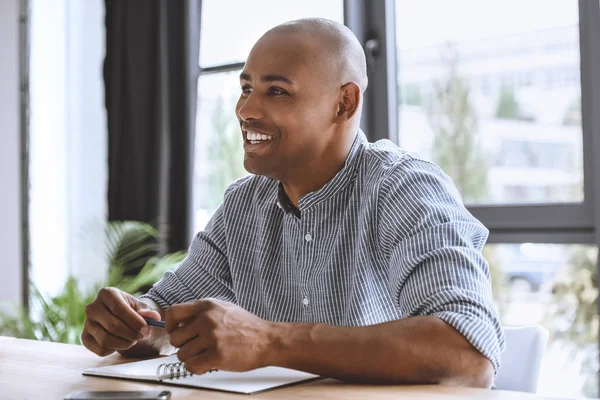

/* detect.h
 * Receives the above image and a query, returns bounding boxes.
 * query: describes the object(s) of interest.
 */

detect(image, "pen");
[143,317,166,329]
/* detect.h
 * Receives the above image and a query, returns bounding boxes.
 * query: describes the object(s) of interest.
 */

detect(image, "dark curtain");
[104,0,201,253]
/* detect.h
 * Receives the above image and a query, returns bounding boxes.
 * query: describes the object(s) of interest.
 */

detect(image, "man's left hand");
[165,298,275,374]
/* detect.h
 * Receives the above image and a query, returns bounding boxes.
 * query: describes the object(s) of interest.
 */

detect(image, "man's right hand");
[81,287,162,356]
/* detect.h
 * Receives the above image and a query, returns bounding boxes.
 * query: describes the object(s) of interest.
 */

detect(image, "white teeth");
[246,131,273,142]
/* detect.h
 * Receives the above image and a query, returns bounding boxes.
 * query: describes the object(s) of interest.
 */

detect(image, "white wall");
[65,0,108,291]
[29,0,69,297]
[29,0,107,297]
[0,0,23,310]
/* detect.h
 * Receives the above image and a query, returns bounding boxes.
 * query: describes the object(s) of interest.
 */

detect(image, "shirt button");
[302,297,309,306]
[304,233,312,242]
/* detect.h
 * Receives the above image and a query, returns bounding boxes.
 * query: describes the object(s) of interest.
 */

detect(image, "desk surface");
[0,336,565,399]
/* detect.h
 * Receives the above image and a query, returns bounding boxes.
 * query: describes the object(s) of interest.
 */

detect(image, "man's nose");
[237,94,264,121]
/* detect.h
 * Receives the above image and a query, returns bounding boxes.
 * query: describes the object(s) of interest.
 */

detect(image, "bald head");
[260,18,368,94]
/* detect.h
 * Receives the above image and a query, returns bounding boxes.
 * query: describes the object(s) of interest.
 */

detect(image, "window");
[391,1,600,396]
[200,1,343,67]
[193,0,344,232]
[193,2,600,397]
[486,243,598,398]
[395,0,583,205]
[193,71,245,230]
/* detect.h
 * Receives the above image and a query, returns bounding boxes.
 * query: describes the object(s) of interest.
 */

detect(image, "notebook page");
[83,355,180,381]
[166,366,321,394]
[83,355,321,394]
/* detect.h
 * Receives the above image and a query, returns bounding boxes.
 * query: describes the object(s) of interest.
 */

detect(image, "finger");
[137,308,162,322]
[165,300,212,333]
[99,288,148,334]
[81,331,115,357]
[176,335,214,363]
[184,348,220,375]
[87,320,137,350]
[93,303,143,342]
[134,298,163,322]
[85,301,141,342]
[169,319,212,350]
[168,313,213,348]
[169,327,198,349]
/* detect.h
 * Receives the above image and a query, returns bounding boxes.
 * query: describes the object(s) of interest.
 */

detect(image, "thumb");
[137,308,162,322]
[131,299,162,339]
[128,296,162,322]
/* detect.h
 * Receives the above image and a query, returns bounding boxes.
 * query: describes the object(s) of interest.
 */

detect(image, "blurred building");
[398,25,582,291]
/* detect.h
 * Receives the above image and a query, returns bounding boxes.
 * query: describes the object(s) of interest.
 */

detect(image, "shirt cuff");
[139,290,172,311]
[433,309,505,374]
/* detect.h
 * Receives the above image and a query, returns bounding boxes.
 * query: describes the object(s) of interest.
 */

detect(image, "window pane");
[396,1,583,205]
[200,0,344,67]
[486,243,598,398]
[193,71,246,232]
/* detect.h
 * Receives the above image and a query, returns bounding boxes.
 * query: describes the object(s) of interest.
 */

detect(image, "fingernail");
[140,326,150,337]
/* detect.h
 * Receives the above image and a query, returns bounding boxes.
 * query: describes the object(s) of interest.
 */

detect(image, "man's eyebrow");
[239,73,293,85]
[262,74,293,84]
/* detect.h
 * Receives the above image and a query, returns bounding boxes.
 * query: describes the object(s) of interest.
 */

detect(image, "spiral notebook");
[83,355,322,394]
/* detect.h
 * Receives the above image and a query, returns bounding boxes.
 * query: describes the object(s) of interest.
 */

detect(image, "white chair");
[494,325,549,393]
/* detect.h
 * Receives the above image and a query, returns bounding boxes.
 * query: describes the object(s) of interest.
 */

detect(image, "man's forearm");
[266,316,494,388]
[118,298,174,357]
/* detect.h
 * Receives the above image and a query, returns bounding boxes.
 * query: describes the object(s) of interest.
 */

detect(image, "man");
[82,18,505,388]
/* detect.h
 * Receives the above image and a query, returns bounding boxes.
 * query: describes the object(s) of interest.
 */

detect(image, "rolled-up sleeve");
[378,157,505,373]
[141,203,236,309]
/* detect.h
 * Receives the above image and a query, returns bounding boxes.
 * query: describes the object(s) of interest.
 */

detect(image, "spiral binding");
[155,361,218,381]
[156,361,193,380]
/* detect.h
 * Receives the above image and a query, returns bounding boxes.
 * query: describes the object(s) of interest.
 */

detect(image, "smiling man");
[82,18,505,388]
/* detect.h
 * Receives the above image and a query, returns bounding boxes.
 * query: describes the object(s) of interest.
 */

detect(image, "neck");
[281,131,357,208]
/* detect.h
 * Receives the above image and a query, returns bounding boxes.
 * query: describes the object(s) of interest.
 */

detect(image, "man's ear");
[334,82,361,123]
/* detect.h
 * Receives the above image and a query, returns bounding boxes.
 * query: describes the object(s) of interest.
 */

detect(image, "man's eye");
[267,87,286,96]
[241,85,252,95]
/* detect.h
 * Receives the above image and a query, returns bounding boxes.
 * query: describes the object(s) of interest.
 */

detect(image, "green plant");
[204,95,248,211]
[0,277,96,344]
[563,96,581,126]
[549,245,598,345]
[495,86,522,120]
[483,246,510,319]
[427,43,489,203]
[547,245,599,397]
[427,44,509,315]
[0,221,186,344]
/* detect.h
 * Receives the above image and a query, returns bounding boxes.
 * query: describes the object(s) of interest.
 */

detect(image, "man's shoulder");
[360,139,438,182]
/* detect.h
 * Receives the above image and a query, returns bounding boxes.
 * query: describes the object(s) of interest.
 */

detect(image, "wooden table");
[0,336,566,399]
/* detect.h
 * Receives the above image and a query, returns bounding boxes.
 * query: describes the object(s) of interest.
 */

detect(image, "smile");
[245,130,274,144]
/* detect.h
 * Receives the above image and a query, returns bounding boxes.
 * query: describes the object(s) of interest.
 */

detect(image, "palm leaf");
[0,220,186,344]
[115,251,186,295]
[105,221,159,271]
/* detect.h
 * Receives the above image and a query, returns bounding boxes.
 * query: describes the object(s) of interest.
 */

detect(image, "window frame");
[351,0,600,245]
[195,0,600,244]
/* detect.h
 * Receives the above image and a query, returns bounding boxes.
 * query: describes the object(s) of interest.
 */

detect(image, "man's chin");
[243,158,277,179]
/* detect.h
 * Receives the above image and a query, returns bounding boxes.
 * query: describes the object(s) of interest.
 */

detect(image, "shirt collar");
[276,130,367,216]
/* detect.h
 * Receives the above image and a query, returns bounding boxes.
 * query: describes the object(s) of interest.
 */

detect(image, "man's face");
[235,33,338,179]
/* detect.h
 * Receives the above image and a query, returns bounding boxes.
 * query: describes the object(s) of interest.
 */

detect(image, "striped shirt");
[143,130,506,373]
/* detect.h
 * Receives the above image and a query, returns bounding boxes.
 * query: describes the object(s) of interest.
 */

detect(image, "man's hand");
[82,287,162,356]
[166,299,274,374]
